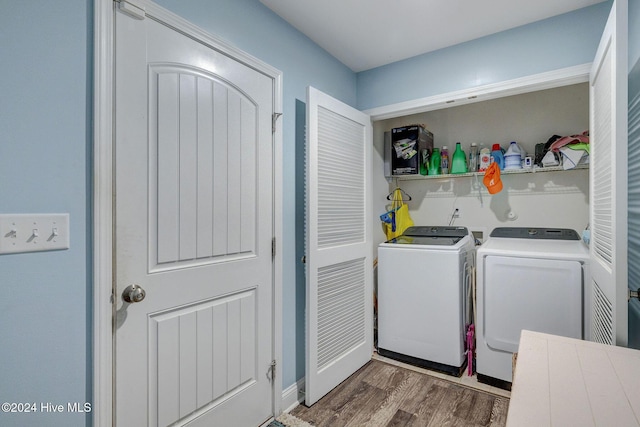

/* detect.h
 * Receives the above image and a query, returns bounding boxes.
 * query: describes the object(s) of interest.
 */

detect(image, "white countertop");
[507,330,640,427]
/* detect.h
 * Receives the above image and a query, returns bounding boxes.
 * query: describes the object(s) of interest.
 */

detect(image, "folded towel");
[560,146,586,170]
[541,150,560,167]
[549,131,589,152]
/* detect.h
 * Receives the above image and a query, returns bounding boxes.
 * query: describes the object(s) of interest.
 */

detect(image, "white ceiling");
[260,0,607,72]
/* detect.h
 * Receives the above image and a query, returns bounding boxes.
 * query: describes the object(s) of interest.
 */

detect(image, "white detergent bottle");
[478,146,491,172]
[504,141,522,170]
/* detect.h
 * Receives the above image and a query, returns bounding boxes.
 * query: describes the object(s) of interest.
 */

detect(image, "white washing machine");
[377,226,475,376]
[476,227,589,389]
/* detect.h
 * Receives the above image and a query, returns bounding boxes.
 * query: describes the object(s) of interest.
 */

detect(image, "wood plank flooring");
[291,359,509,427]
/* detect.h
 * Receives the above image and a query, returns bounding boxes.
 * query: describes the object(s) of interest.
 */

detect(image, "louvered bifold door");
[305,87,373,406]
[588,0,628,345]
[629,58,640,342]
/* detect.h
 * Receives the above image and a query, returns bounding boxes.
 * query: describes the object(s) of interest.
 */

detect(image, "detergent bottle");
[504,141,522,170]
[478,145,491,172]
[491,143,505,170]
[420,149,429,175]
[441,146,449,174]
[451,142,468,174]
[428,148,441,175]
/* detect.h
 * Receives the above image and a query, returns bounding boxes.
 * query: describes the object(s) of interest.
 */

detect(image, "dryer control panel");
[490,227,580,240]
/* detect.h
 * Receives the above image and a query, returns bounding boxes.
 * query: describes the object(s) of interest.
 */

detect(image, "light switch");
[0,214,70,254]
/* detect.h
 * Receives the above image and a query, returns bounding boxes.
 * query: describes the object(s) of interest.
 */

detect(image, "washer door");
[484,256,583,353]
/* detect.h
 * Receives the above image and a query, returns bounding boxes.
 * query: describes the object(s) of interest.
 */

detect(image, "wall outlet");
[0,214,70,254]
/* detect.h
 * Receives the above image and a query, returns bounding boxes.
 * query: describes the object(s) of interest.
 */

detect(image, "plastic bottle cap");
[443,146,448,149]
[492,143,501,151]
[471,143,477,146]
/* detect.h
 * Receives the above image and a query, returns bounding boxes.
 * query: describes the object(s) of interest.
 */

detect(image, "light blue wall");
[356,1,612,110]
[0,1,93,427]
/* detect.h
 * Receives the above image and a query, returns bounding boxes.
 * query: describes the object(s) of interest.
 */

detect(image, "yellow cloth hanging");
[382,188,414,240]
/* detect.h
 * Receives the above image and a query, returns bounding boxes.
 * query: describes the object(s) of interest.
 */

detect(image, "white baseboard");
[281,377,305,413]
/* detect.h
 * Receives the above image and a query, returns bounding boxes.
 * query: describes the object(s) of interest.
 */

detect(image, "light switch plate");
[0,214,70,254]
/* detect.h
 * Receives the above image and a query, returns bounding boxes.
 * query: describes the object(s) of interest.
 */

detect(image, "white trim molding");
[93,0,114,426]
[272,71,284,417]
[363,63,592,121]
[282,377,306,413]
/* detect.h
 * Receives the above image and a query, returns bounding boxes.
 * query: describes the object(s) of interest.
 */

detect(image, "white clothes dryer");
[476,227,589,389]
[377,226,475,376]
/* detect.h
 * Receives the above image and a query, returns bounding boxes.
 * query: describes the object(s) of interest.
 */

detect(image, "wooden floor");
[291,359,509,427]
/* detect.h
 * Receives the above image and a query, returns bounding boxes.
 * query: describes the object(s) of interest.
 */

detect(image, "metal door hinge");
[630,288,640,301]
[117,0,146,20]
[272,113,282,133]
[272,237,276,259]
[268,359,277,382]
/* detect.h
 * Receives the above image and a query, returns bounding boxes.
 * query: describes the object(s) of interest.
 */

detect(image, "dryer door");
[484,256,583,353]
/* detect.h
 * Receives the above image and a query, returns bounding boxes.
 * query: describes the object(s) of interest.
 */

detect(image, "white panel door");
[305,87,373,406]
[114,4,274,426]
[589,0,628,346]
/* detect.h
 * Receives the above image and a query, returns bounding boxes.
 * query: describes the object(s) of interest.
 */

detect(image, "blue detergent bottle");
[491,143,505,170]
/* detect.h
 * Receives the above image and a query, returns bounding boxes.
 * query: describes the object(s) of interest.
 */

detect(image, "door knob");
[122,284,146,303]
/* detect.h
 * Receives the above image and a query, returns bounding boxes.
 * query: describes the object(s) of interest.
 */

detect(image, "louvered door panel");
[317,107,366,247]
[628,64,640,331]
[592,54,613,267]
[317,258,366,369]
[592,282,614,344]
[306,87,373,406]
[588,0,628,345]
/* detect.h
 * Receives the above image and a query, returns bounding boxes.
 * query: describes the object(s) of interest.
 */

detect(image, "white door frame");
[92,1,283,425]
